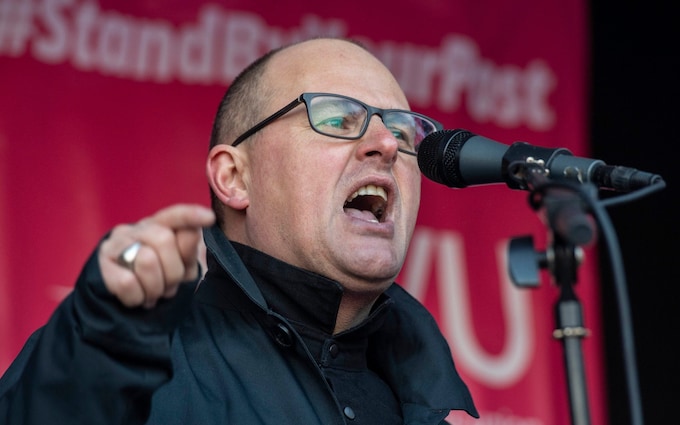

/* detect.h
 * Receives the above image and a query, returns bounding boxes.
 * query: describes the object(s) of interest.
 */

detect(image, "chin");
[352,261,401,285]
[341,278,394,298]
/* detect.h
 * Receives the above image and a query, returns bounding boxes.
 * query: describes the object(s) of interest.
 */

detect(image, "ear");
[206,144,249,210]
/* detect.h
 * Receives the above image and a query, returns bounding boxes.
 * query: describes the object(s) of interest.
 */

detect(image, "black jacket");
[0,225,478,424]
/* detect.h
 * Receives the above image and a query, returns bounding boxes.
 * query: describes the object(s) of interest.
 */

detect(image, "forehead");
[263,39,409,110]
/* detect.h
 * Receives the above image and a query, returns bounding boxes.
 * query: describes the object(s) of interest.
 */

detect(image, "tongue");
[344,207,378,221]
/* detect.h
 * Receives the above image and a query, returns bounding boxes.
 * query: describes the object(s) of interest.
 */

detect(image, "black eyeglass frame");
[230,92,443,156]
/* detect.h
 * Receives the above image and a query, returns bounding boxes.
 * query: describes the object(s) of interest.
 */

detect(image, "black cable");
[530,178,665,425]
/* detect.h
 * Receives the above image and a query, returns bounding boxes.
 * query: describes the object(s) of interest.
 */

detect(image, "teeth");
[346,185,387,203]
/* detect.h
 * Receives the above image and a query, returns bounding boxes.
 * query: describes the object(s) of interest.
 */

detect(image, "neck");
[333,292,380,334]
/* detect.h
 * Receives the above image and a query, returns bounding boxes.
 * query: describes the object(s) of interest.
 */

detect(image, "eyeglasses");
[231,92,442,156]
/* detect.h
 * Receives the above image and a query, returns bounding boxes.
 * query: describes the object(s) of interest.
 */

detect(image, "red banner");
[1,1,605,423]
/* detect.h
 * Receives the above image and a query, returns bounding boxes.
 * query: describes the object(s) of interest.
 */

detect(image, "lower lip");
[343,209,395,235]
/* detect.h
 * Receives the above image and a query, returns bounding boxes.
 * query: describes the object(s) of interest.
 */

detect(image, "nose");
[356,115,399,163]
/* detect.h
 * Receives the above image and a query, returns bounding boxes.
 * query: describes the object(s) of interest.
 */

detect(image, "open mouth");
[343,184,388,223]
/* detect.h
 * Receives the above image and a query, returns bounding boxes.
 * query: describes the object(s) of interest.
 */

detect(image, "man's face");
[241,40,421,295]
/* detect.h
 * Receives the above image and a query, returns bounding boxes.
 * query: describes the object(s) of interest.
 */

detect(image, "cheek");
[410,184,421,216]
[247,147,292,211]
[249,147,324,213]
[399,165,422,214]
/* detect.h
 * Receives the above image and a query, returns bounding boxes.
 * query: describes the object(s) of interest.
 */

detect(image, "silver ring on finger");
[117,241,143,271]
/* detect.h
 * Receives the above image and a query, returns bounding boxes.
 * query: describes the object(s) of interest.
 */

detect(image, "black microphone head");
[417,129,475,187]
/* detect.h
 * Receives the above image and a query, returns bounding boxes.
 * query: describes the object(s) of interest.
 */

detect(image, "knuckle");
[165,264,186,285]
[108,223,135,239]
[131,247,154,273]
[162,283,180,299]
[112,274,143,306]
[154,226,176,246]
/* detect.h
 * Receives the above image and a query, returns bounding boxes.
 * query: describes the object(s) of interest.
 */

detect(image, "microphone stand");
[508,165,596,425]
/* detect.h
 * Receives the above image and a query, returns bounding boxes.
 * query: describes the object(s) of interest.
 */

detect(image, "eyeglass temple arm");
[231,97,305,147]
[397,148,417,157]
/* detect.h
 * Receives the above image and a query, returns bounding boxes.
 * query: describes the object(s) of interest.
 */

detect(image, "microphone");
[417,129,663,192]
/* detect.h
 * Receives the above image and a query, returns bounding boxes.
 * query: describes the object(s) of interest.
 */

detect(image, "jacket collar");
[200,224,479,419]
[201,223,267,308]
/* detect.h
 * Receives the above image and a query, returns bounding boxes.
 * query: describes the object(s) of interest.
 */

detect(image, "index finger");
[144,204,216,230]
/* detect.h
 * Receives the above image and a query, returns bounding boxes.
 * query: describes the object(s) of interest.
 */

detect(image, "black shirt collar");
[230,241,392,339]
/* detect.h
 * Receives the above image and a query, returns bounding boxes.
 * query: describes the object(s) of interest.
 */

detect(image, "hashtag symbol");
[0,0,34,56]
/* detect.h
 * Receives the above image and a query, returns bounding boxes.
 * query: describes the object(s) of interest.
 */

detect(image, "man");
[0,38,478,424]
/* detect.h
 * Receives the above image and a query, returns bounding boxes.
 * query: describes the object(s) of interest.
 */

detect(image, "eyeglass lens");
[307,95,436,151]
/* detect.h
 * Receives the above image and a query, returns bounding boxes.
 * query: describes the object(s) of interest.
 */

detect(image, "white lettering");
[4,0,559,130]
[438,34,479,111]
[524,60,556,130]
[402,227,534,387]
[375,41,440,107]
[0,0,34,56]
[72,1,98,70]
[97,12,132,75]
[134,20,173,81]
[33,0,71,63]
[400,226,437,300]
[178,7,219,84]
[434,35,556,130]
[220,12,266,83]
